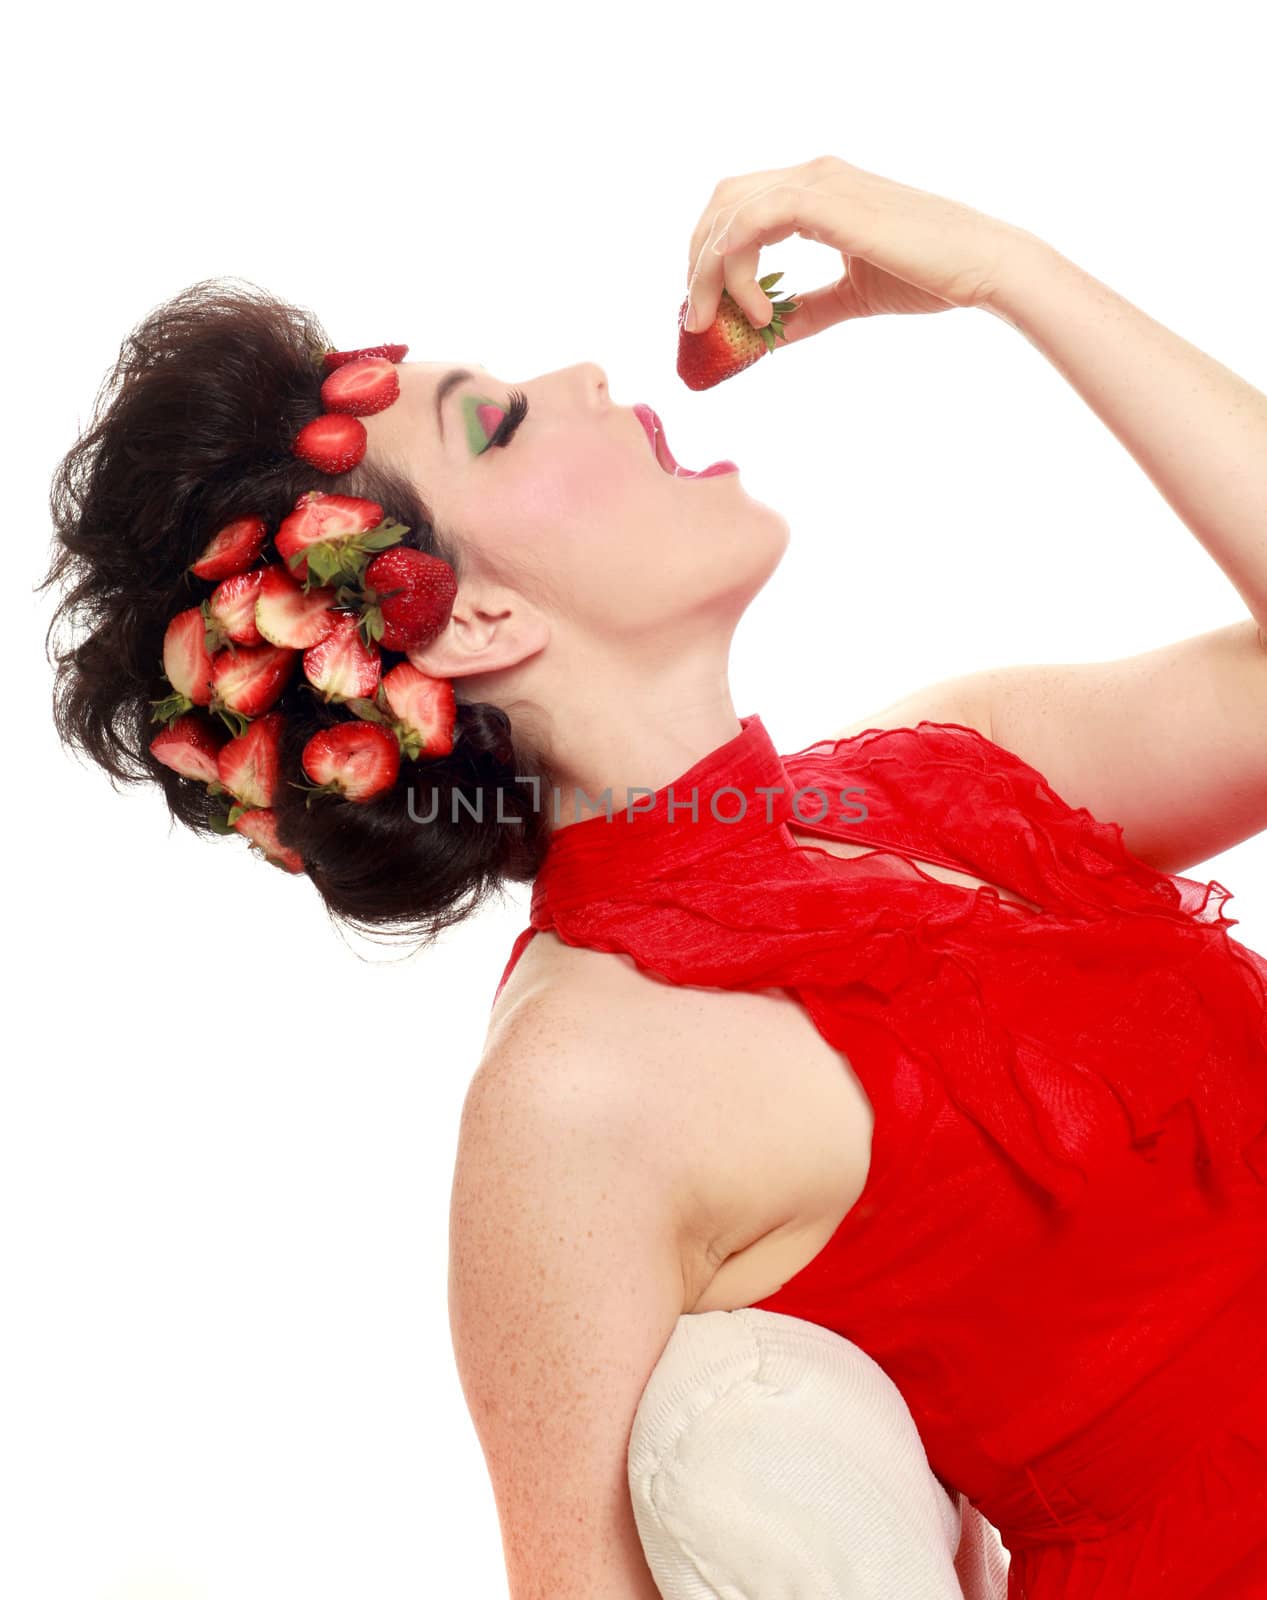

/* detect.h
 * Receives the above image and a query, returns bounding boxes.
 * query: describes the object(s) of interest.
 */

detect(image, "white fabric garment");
[628,1308,1010,1600]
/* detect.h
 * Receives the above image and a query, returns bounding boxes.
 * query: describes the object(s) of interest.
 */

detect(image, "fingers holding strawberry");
[677,273,802,392]
[680,154,1029,385]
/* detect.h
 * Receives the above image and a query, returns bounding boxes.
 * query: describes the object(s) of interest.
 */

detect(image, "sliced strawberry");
[303,611,382,703]
[381,663,456,759]
[151,606,215,723]
[149,712,225,784]
[209,642,297,736]
[292,412,368,474]
[321,344,408,373]
[190,515,268,581]
[233,807,305,873]
[300,721,400,803]
[320,356,400,418]
[254,564,340,649]
[206,568,265,648]
[676,273,801,392]
[361,547,458,652]
[217,710,285,810]
[275,490,405,586]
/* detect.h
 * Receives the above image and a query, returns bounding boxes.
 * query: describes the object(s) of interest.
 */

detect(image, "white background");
[7,1,1266,1596]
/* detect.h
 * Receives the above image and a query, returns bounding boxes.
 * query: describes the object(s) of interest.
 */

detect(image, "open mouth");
[632,404,738,479]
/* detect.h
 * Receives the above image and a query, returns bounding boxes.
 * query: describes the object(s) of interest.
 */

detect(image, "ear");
[408,584,548,681]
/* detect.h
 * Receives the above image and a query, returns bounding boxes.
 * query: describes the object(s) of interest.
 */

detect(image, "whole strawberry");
[357,547,457,652]
[676,271,801,392]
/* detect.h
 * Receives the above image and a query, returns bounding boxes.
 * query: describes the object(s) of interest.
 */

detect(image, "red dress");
[493,713,1267,1598]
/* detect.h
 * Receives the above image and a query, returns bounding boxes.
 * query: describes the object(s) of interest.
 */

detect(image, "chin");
[737,501,792,572]
[702,507,790,615]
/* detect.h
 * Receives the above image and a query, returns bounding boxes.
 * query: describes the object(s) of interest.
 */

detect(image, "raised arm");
[448,1007,699,1600]
[981,235,1267,636]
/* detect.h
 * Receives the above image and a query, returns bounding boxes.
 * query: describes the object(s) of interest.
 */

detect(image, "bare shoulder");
[477,926,870,1307]
[472,934,725,1293]
[827,668,995,743]
[481,927,684,1099]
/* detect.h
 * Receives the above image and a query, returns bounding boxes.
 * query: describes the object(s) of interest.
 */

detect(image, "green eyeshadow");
[461,392,504,455]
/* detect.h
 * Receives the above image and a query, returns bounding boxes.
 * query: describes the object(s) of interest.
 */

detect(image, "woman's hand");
[684,154,1034,342]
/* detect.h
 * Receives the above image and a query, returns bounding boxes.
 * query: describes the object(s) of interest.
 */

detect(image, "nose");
[580,361,609,407]
[527,362,610,414]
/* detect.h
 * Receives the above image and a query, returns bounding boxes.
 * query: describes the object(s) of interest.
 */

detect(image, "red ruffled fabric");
[493,714,1267,1597]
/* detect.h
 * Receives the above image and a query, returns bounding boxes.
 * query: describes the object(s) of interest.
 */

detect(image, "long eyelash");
[484,387,529,450]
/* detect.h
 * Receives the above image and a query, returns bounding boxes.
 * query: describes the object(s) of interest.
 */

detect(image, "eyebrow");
[434,367,479,444]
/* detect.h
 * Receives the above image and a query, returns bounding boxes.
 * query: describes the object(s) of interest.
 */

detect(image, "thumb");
[772,276,872,346]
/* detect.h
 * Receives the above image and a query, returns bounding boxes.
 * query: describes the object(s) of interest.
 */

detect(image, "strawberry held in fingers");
[676,272,801,391]
[359,547,458,652]
[300,721,400,804]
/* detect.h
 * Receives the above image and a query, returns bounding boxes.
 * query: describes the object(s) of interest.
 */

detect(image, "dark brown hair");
[39,277,556,950]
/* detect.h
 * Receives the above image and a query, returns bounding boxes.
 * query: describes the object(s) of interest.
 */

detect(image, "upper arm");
[449,1019,693,1600]
[976,619,1267,875]
[828,667,996,742]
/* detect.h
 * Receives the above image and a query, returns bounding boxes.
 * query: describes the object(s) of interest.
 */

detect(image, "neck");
[511,658,744,830]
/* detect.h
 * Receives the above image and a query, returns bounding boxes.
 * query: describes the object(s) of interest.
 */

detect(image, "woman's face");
[361,360,789,655]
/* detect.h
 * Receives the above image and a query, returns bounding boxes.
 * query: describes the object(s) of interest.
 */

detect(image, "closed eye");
[481,388,530,452]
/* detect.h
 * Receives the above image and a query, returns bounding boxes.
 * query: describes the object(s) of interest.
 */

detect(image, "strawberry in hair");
[381,663,457,759]
[190,515,268,582]
[358,547,458,652]
[319,343,409,374]
[232,808,305,873]
[299,722,400,804]
[205,569,265,649]
[151,607,216,724]
[296,345,410,472]
[302,611,382,703]
[292,413,369,474]
[217,711,285,814]
[208,643,297,737]
[320,356,400,418]
[276,491,407,587]
[149,712,225,785]
[254,564,340,650]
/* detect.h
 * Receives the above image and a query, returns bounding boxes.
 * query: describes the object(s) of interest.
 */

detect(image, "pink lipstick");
[632,403,738,479]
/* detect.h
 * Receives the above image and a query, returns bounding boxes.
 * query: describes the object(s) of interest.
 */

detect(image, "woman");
[42,156,1267,1598]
